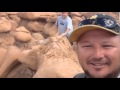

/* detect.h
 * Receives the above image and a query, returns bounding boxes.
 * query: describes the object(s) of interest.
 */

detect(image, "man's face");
[62,12,68,18]
[77,29,120,78]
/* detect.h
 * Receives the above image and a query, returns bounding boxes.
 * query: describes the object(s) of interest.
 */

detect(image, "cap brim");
[69,25,119,42]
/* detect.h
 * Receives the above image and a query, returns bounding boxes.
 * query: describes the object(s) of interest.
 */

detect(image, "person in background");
[56,12,73,45]
[69,14,120,78]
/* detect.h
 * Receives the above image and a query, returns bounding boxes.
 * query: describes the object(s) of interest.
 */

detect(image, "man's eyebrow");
[78,40,90,43]
[102,41,112,44]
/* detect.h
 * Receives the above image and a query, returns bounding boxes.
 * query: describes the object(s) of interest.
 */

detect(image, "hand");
[60,33,67,37]
[57,33,67,40]
[57,33,66,40]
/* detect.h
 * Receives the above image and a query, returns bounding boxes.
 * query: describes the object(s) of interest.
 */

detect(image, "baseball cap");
[69,14,120,42]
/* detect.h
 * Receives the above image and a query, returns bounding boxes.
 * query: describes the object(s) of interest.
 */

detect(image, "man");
[56,12,73,44]
[69,14,120,78]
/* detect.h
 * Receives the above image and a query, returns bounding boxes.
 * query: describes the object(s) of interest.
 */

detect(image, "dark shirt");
[74,73,86,78]
[74,73,120,78]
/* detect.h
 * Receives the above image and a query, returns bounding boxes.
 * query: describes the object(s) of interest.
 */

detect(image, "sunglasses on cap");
[78,14,120,33]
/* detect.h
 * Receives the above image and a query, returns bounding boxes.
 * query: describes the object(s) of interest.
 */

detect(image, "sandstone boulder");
[17,12,57,20]
[32,33,44,40]
[26,21,44,32]
[43,23,58,36]
[0,17,12,33]
[12,26,32,43]
[33,36,83,78]
[0,46,22,78]
[6,63,35,78]
[0,48,7,66]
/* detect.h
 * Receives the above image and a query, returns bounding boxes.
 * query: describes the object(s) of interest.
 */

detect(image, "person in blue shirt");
[56,12,73,45]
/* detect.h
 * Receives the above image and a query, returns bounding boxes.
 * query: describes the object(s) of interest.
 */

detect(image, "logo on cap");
[104,18,115,27]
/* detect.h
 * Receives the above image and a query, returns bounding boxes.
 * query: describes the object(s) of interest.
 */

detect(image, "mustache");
[89,58,110,64]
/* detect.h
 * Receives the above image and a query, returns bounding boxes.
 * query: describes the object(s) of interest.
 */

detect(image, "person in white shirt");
[56,12,73,45]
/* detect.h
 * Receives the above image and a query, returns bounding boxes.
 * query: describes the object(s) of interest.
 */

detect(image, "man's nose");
[93,48,104,60]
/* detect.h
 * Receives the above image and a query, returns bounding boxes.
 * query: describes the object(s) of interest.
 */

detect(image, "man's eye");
[82,45,92,47]
[102,45,113,48]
